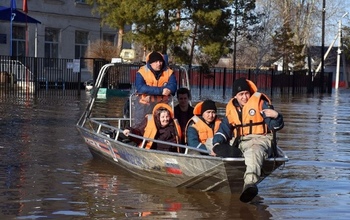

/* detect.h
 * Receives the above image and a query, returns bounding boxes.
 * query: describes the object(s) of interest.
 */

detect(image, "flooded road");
[0,89,349,219]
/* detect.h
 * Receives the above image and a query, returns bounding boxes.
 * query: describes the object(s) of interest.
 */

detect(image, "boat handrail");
[179,66,190,90]
[77,63,116,123]
[86,117,211,155]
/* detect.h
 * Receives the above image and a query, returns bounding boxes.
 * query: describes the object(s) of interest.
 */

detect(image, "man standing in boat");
[212,78,284,203]
[133,51,177,124]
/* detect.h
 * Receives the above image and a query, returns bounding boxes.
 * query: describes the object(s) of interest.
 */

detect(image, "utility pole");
[335,12,348,89]
[321,0,326,93]
[232,0,238,96]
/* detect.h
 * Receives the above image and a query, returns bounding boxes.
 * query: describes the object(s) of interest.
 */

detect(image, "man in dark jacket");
[174,87,194,145]
[132,51,177,125]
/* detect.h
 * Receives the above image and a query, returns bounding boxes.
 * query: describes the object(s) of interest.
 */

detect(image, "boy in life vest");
[184,100,220,155]
[123,103,182,152]
[133,51,177,124]
[212,77,284,203]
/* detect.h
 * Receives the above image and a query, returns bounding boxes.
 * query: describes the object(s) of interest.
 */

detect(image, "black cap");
[201,100,217,114]
[148,51,164,64]
[233,78,250,96]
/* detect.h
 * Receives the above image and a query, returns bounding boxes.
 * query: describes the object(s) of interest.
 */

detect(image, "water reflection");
[267,90,350,219]
[81,159,272,219]
[0,95,91,218]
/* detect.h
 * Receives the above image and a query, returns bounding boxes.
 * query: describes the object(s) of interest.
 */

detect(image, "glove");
[213,143,242,158]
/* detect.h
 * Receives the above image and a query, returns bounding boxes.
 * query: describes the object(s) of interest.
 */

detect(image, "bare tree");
[249,0,349,71]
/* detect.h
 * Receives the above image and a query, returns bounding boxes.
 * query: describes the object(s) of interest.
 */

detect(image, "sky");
[323,1,350,46]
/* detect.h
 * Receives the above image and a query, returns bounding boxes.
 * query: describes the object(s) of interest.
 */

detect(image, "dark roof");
[308,45,337,66]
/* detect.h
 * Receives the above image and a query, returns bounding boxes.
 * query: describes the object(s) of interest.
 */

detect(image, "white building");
[0,0,129,59]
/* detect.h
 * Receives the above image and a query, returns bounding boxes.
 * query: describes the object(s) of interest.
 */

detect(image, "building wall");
[0,0,130,59]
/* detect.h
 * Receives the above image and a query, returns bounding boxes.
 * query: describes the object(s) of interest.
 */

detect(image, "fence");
[0,55,332,98]
[0,56,84,97]
[186,68,332,98]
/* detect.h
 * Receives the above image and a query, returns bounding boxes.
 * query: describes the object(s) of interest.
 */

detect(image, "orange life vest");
[226,92,271,136]
[142,103,182,150]
[185,101,221,144]
[188,116,221,144]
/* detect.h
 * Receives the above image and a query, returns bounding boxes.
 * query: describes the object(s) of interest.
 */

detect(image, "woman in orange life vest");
[184,100,221,155]
[212,77,284,203]
[134,51,177,123]
[122,103,182,152]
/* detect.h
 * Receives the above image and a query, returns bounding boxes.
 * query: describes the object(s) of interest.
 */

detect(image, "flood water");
[0,89,350,219]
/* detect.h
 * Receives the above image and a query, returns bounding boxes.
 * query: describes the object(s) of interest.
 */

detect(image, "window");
[44,28,59,67]
[12,26,25,56]
[45,28,59,58]
[75,31,88,68]
[103,34,115,44]
[75,0,87,3]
